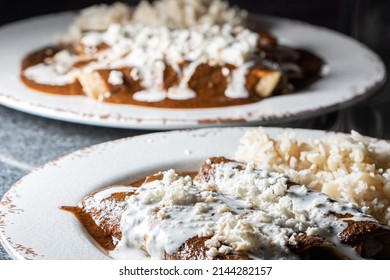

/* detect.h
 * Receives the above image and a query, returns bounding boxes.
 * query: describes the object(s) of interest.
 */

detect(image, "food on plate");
[20,0,324,109]
[61,157,390,259]
[235,127,390,227]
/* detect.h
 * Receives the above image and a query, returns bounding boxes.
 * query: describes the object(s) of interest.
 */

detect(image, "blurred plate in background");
[0,12,385,129]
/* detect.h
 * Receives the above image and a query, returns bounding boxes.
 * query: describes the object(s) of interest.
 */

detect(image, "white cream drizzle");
[225,62,254,99]
[92,186,136,203]
[23,50,77,85]
[166,88,197,100]
[165,59,203,101]
[132,60,203,102]
[23,64,76,85]
[132,91,167,103]
[132,61,167,102]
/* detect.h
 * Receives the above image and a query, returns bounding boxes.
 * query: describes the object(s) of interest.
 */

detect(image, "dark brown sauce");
[60,191,130,252]
[60,205,119,251]
[21,42,324,109]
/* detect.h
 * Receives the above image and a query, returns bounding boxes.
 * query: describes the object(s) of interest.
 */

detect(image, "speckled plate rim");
[1,126,389,260]
[0,11,386,130]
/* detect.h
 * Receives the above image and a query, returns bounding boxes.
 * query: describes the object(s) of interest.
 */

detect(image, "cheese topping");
[23,23,259,102]
[108,70,124,85]
[112,160,374,259]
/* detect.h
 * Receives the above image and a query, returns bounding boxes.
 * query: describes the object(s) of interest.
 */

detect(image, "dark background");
[0,0,354,31]
[1,0,389,137]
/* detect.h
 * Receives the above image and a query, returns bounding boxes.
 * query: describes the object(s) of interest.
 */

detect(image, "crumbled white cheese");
[116,160,373,260]
[195,202,211,213]
[206,247,219,259]
[81,32,104,47]
[108,70,124,85]
[306,227,318,236]
[97,23,258,68]
[218,245,233,254]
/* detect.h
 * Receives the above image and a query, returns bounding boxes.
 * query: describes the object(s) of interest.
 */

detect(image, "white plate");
[0,126,388,260]
[0,12,386,130]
